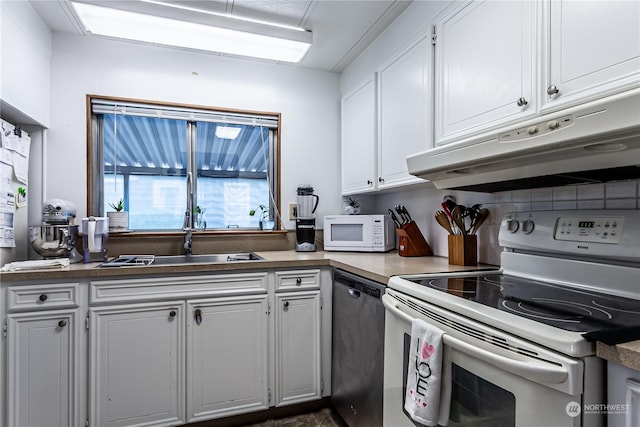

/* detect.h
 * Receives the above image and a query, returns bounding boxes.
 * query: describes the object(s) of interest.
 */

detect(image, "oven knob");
[527,126,539,135]
[507,219,520,233]
[522,220,535,234]
[547,120,560,130]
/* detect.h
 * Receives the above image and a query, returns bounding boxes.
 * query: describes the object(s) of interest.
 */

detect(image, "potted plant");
[107,197,129,231]
[250,204,274,230]
[344,196,361,215]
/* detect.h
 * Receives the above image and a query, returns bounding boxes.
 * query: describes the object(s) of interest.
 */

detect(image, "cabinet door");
[90,302,185,427]
[187,295,269,422]
[543,0,640,111]
[275,291,321,406]
[6,310,79,427]
[378,35,431,189]
[341,76,377,195]
[435,0,536,144]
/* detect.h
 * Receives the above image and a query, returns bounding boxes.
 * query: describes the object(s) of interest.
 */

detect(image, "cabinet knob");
[194,309,202,325]
[296,277,302,285]
[58,320,67,328]
[367,180,372,185]
[516,97,528,107]
[169,310,177,318]
[283,301,290,308]
[547,85,559,95]
[39,294,48,302]
[378,177,384,183]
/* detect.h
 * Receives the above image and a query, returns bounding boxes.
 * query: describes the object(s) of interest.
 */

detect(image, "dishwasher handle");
[382,294,570,385]
[348,288,361,298]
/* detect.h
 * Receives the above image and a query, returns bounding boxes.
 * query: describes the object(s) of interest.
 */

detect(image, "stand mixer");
[29,199,82,263]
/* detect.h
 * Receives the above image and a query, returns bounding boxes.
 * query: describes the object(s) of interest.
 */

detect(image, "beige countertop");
[0,250,497,284]
[9,250,637,371]
[596,340,640,372]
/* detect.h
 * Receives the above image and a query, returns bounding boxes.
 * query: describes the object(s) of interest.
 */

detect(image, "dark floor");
[239,408,344,427]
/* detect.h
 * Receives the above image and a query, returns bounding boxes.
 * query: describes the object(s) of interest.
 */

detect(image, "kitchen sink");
[97,253,264,268]
[152,253,264,265]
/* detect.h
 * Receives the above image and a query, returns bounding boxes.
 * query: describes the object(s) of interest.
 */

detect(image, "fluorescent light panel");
[215,126,242,140]
[71,2,312,63]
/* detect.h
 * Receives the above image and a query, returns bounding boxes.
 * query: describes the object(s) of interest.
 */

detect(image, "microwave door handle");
[381,295,569,385]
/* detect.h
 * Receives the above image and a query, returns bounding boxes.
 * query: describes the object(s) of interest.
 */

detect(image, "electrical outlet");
[289,203,297,220]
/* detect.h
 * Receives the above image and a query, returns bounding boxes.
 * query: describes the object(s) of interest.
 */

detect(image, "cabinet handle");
[194,309,202,325]
[283,301,290,309]
[516,97,528,107]
[296,277,302,285]
[39,294,48,302]
[58,320,67,328]
[547,85,559,95]
[169,310,177,318]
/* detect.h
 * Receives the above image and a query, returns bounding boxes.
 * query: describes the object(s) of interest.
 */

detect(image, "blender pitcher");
[297,185,319,218]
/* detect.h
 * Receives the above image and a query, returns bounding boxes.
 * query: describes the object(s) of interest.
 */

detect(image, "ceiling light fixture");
[70,1,312,63]
[215,126,242,140]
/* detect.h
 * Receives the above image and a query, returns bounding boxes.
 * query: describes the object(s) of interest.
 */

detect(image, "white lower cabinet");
[187,296,269,422]
[274,291,321,406]
[90,301,185,427]
[6,309,80,427]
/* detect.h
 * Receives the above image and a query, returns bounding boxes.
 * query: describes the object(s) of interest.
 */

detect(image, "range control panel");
[554,216,624,244]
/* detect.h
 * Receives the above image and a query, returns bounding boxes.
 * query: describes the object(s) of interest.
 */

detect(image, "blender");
[29,199,83,263]
[295,185,319,252]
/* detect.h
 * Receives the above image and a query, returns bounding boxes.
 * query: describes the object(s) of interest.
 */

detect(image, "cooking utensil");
[470,208,489,235]
[451,205,467,235]
[388,209,402,228]
[399,205,413,222]
[435,210,454,235]
[395,205,408,225]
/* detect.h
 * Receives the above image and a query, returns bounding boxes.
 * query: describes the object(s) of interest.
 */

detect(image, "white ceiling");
[29,0,413,72]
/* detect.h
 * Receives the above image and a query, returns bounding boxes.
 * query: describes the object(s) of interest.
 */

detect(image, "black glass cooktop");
[407,274,640,333]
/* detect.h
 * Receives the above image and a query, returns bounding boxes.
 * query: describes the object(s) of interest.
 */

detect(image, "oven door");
[382,290,601,427]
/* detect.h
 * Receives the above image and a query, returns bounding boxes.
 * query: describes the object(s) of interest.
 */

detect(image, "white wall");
[0,0,51,126]
[46,34,341,228]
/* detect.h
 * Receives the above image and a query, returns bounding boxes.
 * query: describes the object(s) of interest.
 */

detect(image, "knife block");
[448,235,477,265]
[396,221,433,257]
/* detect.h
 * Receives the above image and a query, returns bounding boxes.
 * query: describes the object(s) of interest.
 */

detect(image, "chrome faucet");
[183,172,193,255]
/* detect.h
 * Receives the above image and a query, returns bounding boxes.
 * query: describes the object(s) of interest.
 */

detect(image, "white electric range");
[383,210,640,427]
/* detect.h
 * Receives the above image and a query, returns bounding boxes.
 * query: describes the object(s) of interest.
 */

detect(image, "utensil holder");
[396,221,433,257]
[448,235,477,266]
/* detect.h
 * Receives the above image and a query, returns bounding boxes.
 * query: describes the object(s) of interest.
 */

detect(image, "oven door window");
[403,334,515,427]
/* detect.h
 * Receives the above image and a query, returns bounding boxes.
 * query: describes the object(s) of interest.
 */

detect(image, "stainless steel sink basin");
[97,253,264,268]
[151,253,264,265]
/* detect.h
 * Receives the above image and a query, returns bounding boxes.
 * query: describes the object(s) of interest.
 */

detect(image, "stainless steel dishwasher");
[331,269,385,427]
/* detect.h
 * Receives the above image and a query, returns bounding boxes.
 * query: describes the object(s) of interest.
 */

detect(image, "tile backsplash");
[475,179,639,265]
[375,179,640,267]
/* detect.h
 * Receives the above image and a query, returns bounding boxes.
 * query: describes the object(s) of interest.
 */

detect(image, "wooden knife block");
[448,235,477,266]
[396,221,433,257]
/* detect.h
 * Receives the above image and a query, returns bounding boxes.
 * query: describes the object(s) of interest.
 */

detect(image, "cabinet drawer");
[90,272,268,305]
[7,283,80,312]
[275,270,320,291]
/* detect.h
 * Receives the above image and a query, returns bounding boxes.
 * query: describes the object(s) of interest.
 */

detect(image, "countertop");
[6,250,637,371]
[596,340,640,372]
[0,250,497,284]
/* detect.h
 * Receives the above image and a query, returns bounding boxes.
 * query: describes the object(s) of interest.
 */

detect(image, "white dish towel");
[404,318,446,426]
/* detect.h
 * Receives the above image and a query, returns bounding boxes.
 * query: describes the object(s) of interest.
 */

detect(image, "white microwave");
[323,214,395,252]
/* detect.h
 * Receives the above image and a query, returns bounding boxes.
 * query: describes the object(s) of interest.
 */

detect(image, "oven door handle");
[382,294,569,385]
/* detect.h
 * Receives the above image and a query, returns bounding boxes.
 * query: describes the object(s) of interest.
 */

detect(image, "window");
[88,96,280,231]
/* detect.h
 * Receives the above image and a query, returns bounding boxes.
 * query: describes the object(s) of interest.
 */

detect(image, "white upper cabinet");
[434,0,537,145]
[542,0,640,111]
[341,33,432,195]
[377,35,431,189]
[341,76,377,195]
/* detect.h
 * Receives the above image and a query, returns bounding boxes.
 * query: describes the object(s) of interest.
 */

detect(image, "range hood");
[407,89,640,192]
